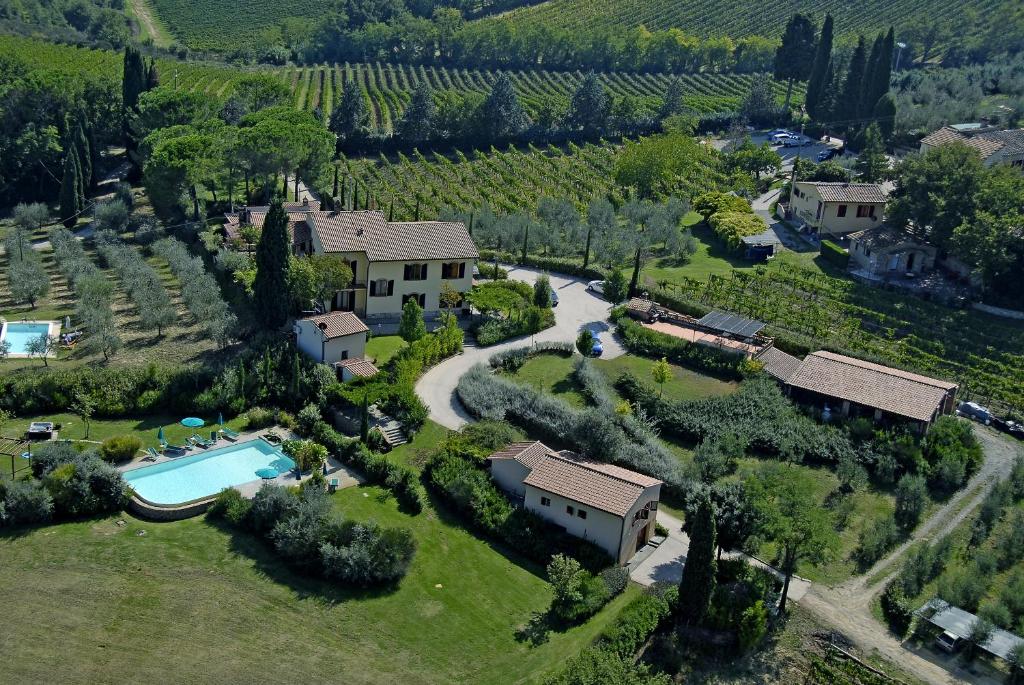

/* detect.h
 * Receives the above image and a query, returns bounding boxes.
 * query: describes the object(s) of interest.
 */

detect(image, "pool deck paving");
[119,427,364,506]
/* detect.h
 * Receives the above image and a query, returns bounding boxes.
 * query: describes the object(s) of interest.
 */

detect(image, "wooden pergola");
[0,436,31,479]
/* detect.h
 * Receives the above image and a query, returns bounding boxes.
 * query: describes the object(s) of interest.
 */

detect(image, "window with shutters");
[370,279,392,297]
[402,293,426,307]
[403,263,428,281]
[442,262,465,279]
[856,205,875,218]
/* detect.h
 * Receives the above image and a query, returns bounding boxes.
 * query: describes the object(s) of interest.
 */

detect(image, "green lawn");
[6,412,249,451]
[505,352,737,408]
[366,335,407,366]
[0,483,636,683]
[386,419,451,471]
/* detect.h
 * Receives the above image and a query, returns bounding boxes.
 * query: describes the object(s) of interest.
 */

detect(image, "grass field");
[505,352,737,407]
[0,483,634,684]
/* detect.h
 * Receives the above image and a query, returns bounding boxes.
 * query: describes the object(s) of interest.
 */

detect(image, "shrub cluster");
[424,447,610,569]
[617,373,857,468]
[457,364,689,495]
[0,442,129,528]
[488,342,574,373]
[208,484,416,586]
[547,554,627,624]
[99,435,143,463]
[304,416,423,514]
[612,311,744,380]
[545,584,678,685]
[922,417,984,493]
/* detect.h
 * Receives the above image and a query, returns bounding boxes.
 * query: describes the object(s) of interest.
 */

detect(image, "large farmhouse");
[756,348,958,432]
[487,441,662,565]
[225,200,479,322]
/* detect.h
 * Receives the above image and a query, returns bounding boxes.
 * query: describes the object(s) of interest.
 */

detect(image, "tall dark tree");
[397,82,435,144]
[480,73,528,140]
[329,78,370,150]
[83,121,101,189]
[805,13,833,119]
[146,58,160,90]
[658,76,685,120]
[565,72,610,138]
[773,13,817,109]
[840,36,868,124]
[860,32,885,119]
[72,121,92,194]
[678,492,717,626]
[253,200,291,328]
[59,150,82,229]
[873,92,897,140]
[863,28,895,121]
[121,45,147,140]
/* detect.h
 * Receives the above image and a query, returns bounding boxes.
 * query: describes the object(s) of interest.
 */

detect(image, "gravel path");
[415,265,623,429]
[798,427,1022,685]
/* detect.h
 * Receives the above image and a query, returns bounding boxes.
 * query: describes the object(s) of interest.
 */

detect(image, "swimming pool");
[1,321,58,356]
[124,440,296,506]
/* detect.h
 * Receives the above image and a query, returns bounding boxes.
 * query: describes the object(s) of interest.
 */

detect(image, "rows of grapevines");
[659,259,1024,413]
[285,63,789,132]
[337,141,623,221]
[491,0,1005,41]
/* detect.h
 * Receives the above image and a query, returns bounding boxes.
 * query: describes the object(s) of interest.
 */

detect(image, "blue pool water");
[3,322,52,354]
[124,440,296,505]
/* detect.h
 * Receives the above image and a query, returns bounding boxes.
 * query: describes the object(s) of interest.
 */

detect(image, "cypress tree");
[73,122,92,195]
[84,122,100,189]
[252,199,291,328]
[817,58,839,123]
[59,151,81,229]
[480,72,528,140]
[146,58,160,90]
[867,29,895,119]
[773,13,817,109]
[860,33,884,123]
[805,14,833,119]
[840,37,868,123]
[679,493,717,626]
[122,46,146,115]
[658,76,685,120]
[873,93,897,141]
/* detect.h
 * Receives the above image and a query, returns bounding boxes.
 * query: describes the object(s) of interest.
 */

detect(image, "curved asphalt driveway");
[415,265,624,429]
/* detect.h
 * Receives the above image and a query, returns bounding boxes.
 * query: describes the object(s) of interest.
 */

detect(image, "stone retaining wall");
[128,495,214,521]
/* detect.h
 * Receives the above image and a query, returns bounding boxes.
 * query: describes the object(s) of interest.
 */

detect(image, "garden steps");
[368,406,408,447]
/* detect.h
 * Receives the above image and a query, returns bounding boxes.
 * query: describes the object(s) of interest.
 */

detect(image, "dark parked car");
[993,417,1024,439]
[817,148,838,162]
[957,401,993,425]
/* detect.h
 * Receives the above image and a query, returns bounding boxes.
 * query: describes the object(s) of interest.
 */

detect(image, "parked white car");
[586,280,606,295]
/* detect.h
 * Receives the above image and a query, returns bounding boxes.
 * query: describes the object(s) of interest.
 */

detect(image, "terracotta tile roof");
[308,211,479,261]
[786,350,956,422]
[627,297,657,317]
[920,126,964,147]
[487,441,552,468]
[335,357,379,378]
[522,451,661,517]
[983,129,1024,155]
[754,346,802,383]
[299,311,368,339]
[799,182,886,204]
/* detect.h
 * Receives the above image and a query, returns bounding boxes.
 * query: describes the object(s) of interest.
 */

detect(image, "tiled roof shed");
[804,182,887,204]
[487,441,553,469]
[786,351,956,423]
[300,311,368,340]
[754,346,802,383]
[335,358,379,378]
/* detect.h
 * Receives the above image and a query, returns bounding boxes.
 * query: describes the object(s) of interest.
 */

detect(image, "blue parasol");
[157,426,165,442]
[181,417,204,428]
[255,467,278,479]
[218,412,224,427]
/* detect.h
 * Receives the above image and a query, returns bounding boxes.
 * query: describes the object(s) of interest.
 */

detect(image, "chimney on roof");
[356,227,364,236]
[302,197,309,207]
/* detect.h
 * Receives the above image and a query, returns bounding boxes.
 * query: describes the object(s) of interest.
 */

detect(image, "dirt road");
[798,428,1022,685]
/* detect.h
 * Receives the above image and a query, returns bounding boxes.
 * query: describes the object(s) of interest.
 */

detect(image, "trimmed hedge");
[478,249,607,282]
[821,240,850,268]
[612,311,744,380]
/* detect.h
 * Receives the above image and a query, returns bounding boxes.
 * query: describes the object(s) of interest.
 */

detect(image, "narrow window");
[577,509,587,520]
[566,505,574,516]
[540,497,550,507]
[837,204,847,217]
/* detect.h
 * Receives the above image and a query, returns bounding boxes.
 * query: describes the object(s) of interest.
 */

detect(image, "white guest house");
[487,441,663,565]
[225,200,478,323]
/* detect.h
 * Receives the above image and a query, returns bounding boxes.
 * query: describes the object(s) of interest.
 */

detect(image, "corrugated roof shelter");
[916,598,1024,661]
[697,310,766,338]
